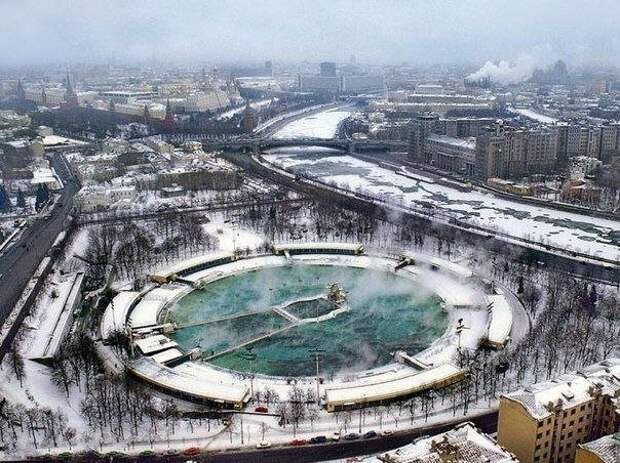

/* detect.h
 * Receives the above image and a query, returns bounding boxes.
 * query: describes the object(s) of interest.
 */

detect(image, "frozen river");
[265,109,620,259]
[272,107,352,139]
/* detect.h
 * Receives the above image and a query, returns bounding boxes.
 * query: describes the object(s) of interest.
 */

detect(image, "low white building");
[76,184,137,211]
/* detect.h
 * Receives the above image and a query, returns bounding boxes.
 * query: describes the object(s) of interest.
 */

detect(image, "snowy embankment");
[261,152,620,261]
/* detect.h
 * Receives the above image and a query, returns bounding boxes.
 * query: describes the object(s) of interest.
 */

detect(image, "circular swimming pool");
[169,264,447,377]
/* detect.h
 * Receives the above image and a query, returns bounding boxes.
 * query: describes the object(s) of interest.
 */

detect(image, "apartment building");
[497,358,620,463]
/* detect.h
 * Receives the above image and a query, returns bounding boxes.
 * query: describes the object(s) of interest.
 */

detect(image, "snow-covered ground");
[263,151,620,258]
[215,98,274,120]
[272,108,352,139]
[510,107,559,124]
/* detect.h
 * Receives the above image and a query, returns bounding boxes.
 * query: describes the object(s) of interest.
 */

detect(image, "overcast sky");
[1,0,619,68]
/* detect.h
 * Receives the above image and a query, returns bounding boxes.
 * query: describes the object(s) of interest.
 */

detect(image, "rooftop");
[503,358,620,419]
[579,433,620,463]
[362,422,518,462]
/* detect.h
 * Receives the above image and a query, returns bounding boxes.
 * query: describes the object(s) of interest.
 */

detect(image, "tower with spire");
[63,72,79,108]
[15,79,26,101]
[163,99,175,131]
[143,104,151,125]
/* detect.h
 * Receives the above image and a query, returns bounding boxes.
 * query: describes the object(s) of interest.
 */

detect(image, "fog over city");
[1,0,620,69]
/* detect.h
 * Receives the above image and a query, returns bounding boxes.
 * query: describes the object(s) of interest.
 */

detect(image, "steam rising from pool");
[170,264,447,377]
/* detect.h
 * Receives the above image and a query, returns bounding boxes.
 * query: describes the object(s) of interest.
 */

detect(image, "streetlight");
[309,346,325,405]
[240,347,257,400]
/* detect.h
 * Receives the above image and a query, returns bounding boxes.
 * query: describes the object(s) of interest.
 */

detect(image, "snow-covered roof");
[150,252,235,280]
[273,242,364,252]
[427,134,477,150]
[129,357,250,405]
[134,335,178,355]
[128,286,187,328]
[486,294,513,346]
[150,348,184,364]
[578,433,620,463]
[41,135,87,146]
[361,422,518,462]
[429,257,474,279]
[504,358,620,420]
[325,363,463,408]
[100,291,141,339]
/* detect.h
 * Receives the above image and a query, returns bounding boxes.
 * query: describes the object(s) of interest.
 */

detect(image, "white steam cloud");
[467,47,559,85]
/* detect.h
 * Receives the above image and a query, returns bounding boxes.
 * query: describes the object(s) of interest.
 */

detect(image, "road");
[0,152,79,329]
[12,411,497,462]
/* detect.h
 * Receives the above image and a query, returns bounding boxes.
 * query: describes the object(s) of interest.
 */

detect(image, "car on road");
[183,447,201,456]
[256,441,272,449]
[105,451,128,459]
[139,450,156,457]
[344,433,360,440]
[381,429,394,436]
[310,435,327,444]
[290,439,306,446]
[364,430,378,439]
[255,406,269,413]
[330,431,341,441]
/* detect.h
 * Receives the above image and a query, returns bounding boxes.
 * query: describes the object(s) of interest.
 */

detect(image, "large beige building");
[497,358,620,463]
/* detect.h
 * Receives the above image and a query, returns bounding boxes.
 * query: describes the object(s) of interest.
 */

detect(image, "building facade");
[497,358,620,463]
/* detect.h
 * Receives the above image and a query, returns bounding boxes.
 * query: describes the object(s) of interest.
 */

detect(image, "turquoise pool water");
[170,264,447,377]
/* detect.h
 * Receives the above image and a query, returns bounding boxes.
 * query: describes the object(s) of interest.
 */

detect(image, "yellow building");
[575,433,619,463]
[497,358,620,463]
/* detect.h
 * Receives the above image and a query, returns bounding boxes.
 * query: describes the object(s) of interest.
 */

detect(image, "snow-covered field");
[272,108,352,139]
[263,151,620,258]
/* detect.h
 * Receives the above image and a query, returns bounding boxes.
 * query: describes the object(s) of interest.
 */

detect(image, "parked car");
[310,435,328,444]
[105,451,128,459]
[256,441,272,449]
[381,429,394,436]
[364,430,378,439]
[344,433,360,440]
[290,439,306,446]
[255,406,269,413]
[330,431,341,441]
[183,447,201,456]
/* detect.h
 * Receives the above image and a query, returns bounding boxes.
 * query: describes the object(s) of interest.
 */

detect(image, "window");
[537,433,543,439]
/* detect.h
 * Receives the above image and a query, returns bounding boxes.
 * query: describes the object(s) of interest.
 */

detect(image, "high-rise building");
[320,61,337,77]
[497,358,620,463]
[408,114,439,163]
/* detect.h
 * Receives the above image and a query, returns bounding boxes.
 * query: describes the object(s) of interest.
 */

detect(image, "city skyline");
[1,0,620,69]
